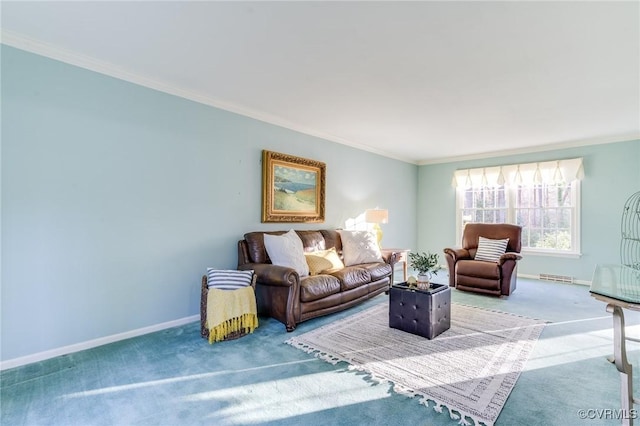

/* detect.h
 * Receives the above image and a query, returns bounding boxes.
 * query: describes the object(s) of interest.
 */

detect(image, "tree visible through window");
[454,159,583,256]
[461,186,507,226]
[515,183,575,251]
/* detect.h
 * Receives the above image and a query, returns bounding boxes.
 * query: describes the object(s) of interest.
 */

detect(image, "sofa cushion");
[305,248,345,275]
[319,229,342,252]
[244,231,285,263]
[330,266,372,291]
[264,229,309,277]
[337,230,382,266]
[359,262,392,281]
[300,275,341,302]
[296,230,327,252]
[457,274,501,292]
[474,236,509,262]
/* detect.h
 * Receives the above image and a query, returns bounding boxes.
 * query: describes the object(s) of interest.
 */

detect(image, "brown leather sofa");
[444,223,522,296]
[237,229,394,331]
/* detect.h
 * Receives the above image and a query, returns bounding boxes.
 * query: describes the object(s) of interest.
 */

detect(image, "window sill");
[520,248,582,259]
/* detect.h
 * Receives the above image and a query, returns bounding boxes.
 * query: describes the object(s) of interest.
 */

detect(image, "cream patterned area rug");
[286,303,546,426]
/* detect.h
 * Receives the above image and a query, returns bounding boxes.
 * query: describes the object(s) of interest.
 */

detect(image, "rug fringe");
[284,303,533,426]
[287,331,501,426]
[341,356,494,426]
[458,416,473,426]
[418,396,488,426]
[351,367,491,426]
[284,340,344,365]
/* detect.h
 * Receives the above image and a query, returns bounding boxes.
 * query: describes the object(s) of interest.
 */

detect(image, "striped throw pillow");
[474,237,509,262]
[207,269,254,290]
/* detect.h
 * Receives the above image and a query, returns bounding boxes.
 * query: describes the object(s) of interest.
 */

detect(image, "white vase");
[417,273,430,289]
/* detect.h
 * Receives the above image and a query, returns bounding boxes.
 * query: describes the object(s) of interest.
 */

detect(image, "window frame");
[455,180,581,258]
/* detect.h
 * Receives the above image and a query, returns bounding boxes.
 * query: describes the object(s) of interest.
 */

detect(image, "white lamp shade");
[365,209,388,224]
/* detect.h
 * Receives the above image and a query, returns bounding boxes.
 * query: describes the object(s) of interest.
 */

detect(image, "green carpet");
[2,277,639,425]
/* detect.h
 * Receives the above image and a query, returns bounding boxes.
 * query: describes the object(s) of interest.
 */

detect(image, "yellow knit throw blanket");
[206,286,258,344]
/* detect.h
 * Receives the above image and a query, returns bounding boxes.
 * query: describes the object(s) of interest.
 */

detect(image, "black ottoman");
[389,283,451,339]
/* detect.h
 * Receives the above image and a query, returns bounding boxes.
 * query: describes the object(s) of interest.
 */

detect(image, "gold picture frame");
[262,150,326,223]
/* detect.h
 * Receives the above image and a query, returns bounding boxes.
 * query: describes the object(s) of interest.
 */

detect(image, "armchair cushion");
[474,236,509,262]
[457,259,500,279]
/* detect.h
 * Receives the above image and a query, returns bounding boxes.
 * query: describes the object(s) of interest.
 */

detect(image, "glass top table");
[590,264,640,306]
[590,264,640,425]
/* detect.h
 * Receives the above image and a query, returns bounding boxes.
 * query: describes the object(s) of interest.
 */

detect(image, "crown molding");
[3,30,635,167]
[1,30,415,164]
[417,134,640,166]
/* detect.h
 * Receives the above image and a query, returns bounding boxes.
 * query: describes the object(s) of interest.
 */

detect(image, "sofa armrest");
[238,263,299,287]
[443,247,471,262]
[380,250,399,265]
[498,252,522,265]
[239,262,300,332]
[443,247,471,287]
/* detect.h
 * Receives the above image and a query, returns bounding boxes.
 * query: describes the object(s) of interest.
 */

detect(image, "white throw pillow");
[264,229,309,277]
[475,236,509,262]
[338,230,383,266]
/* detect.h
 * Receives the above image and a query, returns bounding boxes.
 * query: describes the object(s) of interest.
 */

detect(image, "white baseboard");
[1,269,590,371]
[0,314,199,371]
[518,273,590,286]
[439,266,591,286]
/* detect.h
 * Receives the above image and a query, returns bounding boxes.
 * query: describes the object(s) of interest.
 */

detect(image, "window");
[461,186,507,225]
[454,159,583,257]
[515,182,578,252]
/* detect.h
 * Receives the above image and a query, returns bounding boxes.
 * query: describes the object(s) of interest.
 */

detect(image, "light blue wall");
[3,44,637,363]
[1,46,418,362]
[417,140,640,282]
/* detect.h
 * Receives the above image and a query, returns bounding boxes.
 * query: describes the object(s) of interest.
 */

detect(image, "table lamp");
[365,208,388,247]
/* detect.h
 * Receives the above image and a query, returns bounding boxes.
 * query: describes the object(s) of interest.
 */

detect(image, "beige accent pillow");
[337,230,383,266]
[264,229,309,277]
[305,248,345,275]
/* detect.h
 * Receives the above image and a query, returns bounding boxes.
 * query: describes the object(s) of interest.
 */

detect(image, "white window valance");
[452,158,584,188]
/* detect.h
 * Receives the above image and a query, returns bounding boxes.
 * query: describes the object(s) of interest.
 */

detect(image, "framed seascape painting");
[262,150,326,223]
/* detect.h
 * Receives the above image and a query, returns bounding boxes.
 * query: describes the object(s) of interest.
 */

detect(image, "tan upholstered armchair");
[444,223,522,296]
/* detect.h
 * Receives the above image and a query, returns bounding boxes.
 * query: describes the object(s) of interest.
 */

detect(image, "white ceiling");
[2,1,639,164]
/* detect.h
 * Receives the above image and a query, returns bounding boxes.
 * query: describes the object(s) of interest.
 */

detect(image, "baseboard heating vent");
[539,273,574,284]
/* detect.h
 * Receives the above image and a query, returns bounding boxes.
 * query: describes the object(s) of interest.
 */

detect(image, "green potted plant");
[408,251,441,287]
